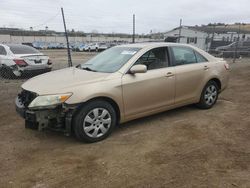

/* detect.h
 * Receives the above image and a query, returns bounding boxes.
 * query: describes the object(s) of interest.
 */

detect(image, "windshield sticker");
[121,50,137,55]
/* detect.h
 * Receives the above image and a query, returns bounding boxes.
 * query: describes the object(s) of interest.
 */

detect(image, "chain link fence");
[0,49,96,116]
[0,49,97,81]
[0,43,247,82]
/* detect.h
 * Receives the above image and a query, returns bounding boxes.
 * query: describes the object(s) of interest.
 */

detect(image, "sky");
[0,0,249,34]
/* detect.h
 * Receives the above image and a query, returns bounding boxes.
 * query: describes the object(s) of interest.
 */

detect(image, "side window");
[243,41,250,47]
[171,46,197,65]
[0,46,7,55]
[135,47,168,70]
[195,51,208,63]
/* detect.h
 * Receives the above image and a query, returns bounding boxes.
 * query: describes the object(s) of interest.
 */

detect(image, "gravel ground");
[0,50,250,188]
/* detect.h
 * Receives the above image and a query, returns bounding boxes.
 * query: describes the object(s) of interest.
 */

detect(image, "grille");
[18,90,37,107]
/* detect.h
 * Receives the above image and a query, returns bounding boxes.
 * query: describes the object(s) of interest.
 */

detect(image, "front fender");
[65,79,124,121]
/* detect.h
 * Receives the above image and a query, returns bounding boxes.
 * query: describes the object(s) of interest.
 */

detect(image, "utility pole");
[45,26,48,42]
[233,23,241,63]
[178,19,182,43]
[210,24,216,52]
[132,14,135,43]
[61,7,72,67]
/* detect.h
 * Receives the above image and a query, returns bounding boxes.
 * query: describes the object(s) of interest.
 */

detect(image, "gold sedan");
[16,43,230,142]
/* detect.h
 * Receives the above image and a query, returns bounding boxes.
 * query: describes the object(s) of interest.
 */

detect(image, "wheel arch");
[209,78,222,91]
[196,77,222,103]
[73,96,121,124]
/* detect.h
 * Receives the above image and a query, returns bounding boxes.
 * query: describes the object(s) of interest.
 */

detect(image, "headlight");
[28,93,72,109]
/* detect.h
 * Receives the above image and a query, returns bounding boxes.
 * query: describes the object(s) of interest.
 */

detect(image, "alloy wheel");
[83,108,112,138]
[204,85,217,106]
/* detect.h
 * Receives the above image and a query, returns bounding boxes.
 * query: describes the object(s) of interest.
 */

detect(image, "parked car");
[47,42,60,49]
[16,43,229,142]
[73,43,86,52]
[57,43,67,49]
[32,41,48,49]
[84,42,108,52]
[98,42,109,51]
[0,44,52,78]
[215,41,250,58]
[84,43,98,51]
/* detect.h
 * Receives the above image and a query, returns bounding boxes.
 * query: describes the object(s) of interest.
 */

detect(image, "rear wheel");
[73,100,117,143]
[0,67,17,79]
[197,81,219,109]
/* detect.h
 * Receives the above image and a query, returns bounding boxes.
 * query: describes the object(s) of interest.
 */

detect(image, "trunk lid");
[15,54,49,66]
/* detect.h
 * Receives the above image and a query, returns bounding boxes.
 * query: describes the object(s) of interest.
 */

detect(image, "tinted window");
[8,45,40,54]
[0,46,7,55]
[171,46,197,65]
[195,51,208,63]
[135,47,168,70]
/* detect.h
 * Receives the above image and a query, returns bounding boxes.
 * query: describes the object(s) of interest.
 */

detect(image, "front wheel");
[197,81,219,109]
[73,100,117,143]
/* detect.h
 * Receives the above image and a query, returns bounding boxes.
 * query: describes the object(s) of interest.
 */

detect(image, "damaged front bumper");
[15,95,75,136]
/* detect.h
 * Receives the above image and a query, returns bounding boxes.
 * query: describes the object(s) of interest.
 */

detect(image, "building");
[164,26,209,50]
[164,25,250,51]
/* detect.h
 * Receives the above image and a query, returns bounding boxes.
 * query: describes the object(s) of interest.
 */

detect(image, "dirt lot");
[0,50,250,188]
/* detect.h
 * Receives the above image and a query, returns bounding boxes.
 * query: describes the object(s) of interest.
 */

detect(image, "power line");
[31,11,61,29]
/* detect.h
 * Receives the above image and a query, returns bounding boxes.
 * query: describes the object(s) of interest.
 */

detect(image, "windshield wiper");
[76,64,97,72]
[81,66,97,72]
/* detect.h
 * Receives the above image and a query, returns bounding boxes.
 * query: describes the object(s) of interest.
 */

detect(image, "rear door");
[170,46,210,104]
[122,47,175,118]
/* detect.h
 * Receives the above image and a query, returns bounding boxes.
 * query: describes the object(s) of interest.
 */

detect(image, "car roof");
[118,42,217,62]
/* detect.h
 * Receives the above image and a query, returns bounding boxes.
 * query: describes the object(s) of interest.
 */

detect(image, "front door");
[122,47,175,119]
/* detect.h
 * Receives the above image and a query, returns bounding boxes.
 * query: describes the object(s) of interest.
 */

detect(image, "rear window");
[8,45,40,54]
[0,46,7,55]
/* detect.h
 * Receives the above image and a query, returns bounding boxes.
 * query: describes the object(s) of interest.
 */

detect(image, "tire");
[73,100,117,143]
[0,67,17,79]
[196,81,219,109]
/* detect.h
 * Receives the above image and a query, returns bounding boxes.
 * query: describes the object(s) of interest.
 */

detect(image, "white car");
[84,43,108,52]
[0,44,52,78]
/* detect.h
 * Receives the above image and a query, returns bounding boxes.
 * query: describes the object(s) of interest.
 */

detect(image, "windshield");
[79,47,141,73]
[8,45,40,54]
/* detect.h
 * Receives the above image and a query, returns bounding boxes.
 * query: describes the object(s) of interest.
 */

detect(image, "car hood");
[22,67,112,95]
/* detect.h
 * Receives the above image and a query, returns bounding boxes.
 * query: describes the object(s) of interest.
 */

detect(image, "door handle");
[165,72,174,77]
[204,66,210,70]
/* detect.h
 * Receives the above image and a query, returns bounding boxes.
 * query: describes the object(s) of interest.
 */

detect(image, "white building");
[164,26,250,51]
[164,26,209,50]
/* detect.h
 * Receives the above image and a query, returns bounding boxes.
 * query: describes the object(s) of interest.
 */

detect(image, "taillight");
[224,63,230,70]
[14,59,28,67]
[47,59,52,65]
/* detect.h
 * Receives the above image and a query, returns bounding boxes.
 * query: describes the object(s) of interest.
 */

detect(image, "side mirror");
[130,64,147,74]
